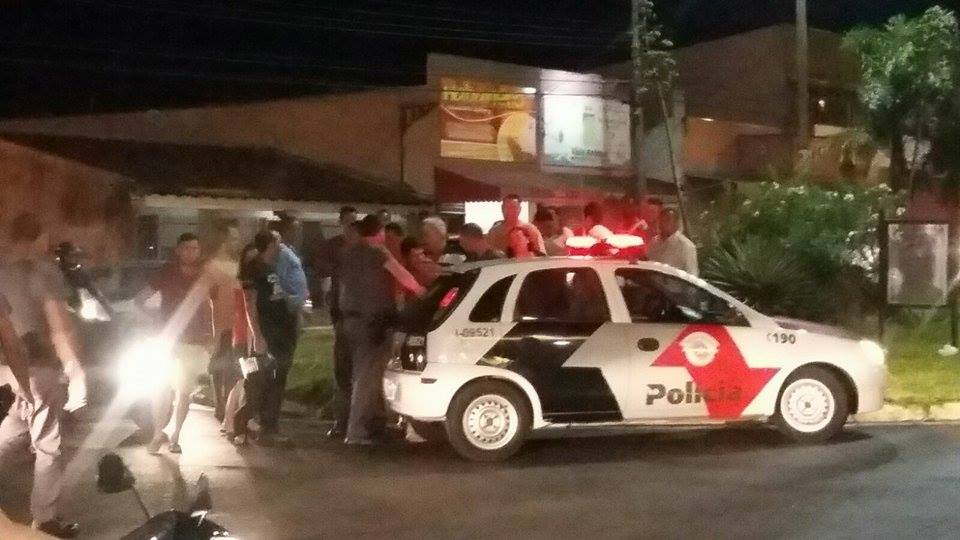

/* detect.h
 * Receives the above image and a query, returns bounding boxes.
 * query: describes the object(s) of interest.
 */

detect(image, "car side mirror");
[97,453,134,493]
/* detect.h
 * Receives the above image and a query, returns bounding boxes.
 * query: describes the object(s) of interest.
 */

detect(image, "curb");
[853,401,960,423]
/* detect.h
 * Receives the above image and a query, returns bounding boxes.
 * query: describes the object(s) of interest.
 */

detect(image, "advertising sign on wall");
[439,77,537,163]
[542,95,631,169]
[886,222,949,306]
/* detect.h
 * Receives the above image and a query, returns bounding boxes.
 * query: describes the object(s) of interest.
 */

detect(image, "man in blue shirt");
[258,218,308,443]
[273,230,308,312]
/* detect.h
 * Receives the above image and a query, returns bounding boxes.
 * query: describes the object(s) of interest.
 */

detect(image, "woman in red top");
[222,244,267,445]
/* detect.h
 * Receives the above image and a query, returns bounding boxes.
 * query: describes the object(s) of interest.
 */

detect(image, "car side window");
[469,276,515,323]
[615,268,748,326]
[514,268,610,323]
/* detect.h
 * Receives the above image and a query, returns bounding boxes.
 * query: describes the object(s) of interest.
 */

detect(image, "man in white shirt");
[532,207,572,256]
[487,194,546,254]
[648,208,698,276]
[583,202,613,241]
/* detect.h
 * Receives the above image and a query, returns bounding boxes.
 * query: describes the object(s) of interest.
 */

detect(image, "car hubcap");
[463,394,518,450]
[781,378,836,433]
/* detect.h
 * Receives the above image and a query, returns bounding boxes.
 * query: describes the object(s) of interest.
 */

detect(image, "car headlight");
[859,339,886,366]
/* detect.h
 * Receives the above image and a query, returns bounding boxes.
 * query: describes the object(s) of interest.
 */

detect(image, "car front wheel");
[773,366,850,443]
[445,380,531,462]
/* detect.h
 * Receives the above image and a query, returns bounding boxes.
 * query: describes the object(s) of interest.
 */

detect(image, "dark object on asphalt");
[0,384,13,424]
[97,452,134,493]
[35,519,80,538]
[96,453,232,539]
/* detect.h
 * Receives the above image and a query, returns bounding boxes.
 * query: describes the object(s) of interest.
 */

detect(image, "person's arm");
[686,241,699,276]
[0,301,33,404]
[133,285,157,309]
[243,288,269,355]
[278,248,309,309]
[384,257,426,296]
[529,224,547,253]
[43,298,86,411]
[134,267,163,309]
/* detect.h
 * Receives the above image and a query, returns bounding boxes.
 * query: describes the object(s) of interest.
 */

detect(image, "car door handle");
[637,338,660,352]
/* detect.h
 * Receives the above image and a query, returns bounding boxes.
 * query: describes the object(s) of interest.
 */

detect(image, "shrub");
[702,236,821,319]
[699,179,905,322]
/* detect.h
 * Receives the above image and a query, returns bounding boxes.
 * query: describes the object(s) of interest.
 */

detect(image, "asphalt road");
[2,408,959,539]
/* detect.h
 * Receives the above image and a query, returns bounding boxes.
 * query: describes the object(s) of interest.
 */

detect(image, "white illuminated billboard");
[543,95,631,169]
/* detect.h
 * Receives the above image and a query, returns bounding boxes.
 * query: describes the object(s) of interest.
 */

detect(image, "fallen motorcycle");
[97,452,232,539]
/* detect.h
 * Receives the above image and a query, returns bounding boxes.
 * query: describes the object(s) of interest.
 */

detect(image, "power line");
[365,0,620,29]
[0,55,632,93]
[2,41,635,83]
[2,40,420,76]
[72,0,615,48]
[246,0,623,36]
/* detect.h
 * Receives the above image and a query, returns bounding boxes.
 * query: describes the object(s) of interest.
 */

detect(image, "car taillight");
[400,334,428,371]
[439,287,459,309]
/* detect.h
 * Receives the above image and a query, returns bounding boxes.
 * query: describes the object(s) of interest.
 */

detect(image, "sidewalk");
[853,401,960,423]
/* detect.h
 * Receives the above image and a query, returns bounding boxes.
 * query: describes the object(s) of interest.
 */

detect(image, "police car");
[384,257,887,462]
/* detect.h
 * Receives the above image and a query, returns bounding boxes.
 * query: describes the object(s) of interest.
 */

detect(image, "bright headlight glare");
[117,338,174,399]
[859,339,886,366]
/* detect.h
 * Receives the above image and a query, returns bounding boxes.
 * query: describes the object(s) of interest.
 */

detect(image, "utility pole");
[631,0,647,197]
[795,0,810,151]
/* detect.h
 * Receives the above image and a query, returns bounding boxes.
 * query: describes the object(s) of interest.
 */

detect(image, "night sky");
[0,0,952,118]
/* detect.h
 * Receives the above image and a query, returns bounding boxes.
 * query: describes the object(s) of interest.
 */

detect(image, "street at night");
[3,1,960,538]
[3,408,958,538]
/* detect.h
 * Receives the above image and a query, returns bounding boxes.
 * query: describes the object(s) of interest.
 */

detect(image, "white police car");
[384,258,887,461]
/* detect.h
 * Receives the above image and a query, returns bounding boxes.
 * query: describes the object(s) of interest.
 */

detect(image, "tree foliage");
[843,6,960,191]
[700,179,905,322]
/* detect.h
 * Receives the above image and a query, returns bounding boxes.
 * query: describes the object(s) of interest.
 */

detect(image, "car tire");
[408,420,447,444]
[445,380,531,462]
[773,366,850,443]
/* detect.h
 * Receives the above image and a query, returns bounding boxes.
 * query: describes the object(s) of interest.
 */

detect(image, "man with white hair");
[419,216,448,262]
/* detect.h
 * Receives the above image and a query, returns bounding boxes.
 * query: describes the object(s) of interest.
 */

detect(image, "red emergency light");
[564,234,645,259]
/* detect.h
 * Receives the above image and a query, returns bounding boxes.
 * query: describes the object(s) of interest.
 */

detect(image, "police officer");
[338,215,424,445]
[0,213,86,538]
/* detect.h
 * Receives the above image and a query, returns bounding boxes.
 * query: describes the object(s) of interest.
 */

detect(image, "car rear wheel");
[408,420,447,444]
[773,366,849,443]
[445,380,531,462]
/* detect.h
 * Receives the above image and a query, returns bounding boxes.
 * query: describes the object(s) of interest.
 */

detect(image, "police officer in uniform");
[338,215,424,445]
[0,213,86,538]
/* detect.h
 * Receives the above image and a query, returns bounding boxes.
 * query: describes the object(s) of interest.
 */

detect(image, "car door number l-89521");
[456,327,495,338]
[767,332,797,344]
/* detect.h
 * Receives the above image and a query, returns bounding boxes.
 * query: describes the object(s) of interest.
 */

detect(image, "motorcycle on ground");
[97,453,232,539]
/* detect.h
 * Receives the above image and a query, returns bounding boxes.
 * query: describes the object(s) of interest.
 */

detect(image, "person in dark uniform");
[338,215,425,445]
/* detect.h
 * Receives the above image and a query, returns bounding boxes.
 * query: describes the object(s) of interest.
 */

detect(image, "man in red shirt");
[136,233,217,455]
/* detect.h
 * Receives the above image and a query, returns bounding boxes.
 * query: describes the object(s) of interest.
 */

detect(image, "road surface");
[2,407,958,539]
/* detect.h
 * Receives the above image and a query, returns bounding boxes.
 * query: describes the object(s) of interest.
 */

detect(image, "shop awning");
[0,132,431,206]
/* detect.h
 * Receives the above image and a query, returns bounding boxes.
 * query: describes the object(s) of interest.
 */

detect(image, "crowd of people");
[0,194,696,536]
[317,194,698,444]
